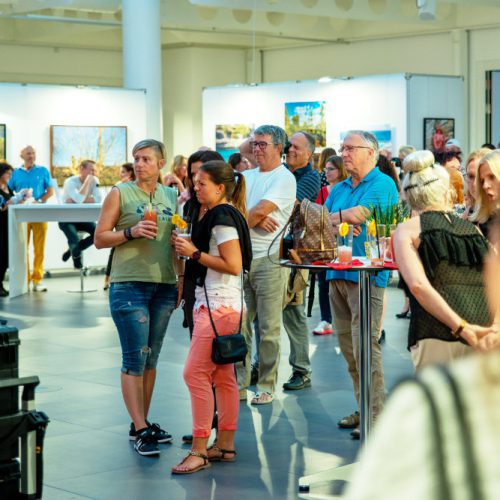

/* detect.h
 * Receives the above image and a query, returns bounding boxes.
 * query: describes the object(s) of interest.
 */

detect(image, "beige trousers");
[329,279,386,418]
[410,338,472,371]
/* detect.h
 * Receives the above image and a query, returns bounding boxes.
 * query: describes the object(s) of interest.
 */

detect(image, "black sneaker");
[283,372,311,391]
[62,249,71,262]
[73,256,83,269]
[149,422,173,444]
[134,427,159,456]
[129,421,172,444]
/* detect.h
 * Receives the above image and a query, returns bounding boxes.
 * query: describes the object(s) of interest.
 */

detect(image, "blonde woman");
[394,150,492,369]
[472,149,500,238]
[463,148,491,220]
[163,154,188,193]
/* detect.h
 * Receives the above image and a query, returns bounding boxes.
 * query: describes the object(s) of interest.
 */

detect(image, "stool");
[67,254,97,294]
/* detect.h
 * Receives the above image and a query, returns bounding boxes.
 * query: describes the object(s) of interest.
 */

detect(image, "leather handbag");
[282,199,336,264]
[204,276,247,365]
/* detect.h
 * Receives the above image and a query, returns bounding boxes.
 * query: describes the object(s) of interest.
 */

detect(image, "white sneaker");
[33,282,48,292]
[312,320,333,335]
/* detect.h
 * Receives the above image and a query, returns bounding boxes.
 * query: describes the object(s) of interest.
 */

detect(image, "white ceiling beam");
[188,0,424,22]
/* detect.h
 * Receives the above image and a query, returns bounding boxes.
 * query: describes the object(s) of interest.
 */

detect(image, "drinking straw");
[149,192,153,211]
[373,209,380,258]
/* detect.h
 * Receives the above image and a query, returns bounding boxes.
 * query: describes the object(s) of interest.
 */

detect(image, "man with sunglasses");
[235,125,296,405]
[324,130,398,439]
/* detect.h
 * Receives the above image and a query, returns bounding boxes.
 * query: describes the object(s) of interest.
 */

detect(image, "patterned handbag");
[289,199,336,264]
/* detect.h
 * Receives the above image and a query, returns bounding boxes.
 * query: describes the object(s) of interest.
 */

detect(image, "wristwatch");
[192,250,202,261]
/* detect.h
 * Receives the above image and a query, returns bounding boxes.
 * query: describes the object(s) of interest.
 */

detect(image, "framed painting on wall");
[285,101,326,148]
[215,124,254,161]
[423,118,455,155]
[0,124,5,160]
[50,125,128,186]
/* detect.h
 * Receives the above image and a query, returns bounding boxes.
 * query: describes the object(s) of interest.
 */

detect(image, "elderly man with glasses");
[235,124,296,405]
[324,130,398,439]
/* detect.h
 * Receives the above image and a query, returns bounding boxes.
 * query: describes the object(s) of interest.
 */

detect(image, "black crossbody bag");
[203,274,247,365]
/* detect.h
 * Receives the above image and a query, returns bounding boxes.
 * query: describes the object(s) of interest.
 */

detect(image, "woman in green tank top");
[95,139,182,457]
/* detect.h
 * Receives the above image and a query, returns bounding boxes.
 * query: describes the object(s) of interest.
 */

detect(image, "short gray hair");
[344,130,379,164]
[132,139,167,160]
[254,125,288,149]
[402,150,451,212]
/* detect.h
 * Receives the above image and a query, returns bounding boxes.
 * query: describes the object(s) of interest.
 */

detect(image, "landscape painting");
[51,125,127,186]
[215,124,254,161]
[285,101,326,148]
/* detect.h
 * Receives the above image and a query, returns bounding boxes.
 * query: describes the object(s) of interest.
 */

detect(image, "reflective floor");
[1,275,412,500]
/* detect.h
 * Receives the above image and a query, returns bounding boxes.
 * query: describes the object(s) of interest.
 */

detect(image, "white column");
[122,0,163,140]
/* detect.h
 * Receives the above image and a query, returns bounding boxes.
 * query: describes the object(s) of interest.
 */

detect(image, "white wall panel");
[0,83,147,272]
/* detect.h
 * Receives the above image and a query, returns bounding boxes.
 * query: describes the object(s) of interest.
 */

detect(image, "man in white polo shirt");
[236,125,296,405]
[58,159,101,269]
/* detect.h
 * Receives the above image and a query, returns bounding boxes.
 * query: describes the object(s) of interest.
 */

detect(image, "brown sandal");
[207,444,237,462]
[171,450,211,474]
[337,411,360,429]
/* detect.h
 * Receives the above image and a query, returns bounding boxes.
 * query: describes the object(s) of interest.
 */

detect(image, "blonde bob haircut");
[402,150,451,212]
[473,150,500,224]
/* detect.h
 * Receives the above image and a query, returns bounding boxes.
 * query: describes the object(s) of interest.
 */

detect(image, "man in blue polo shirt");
[325,130,398,439]
[282,131,321,391]
[9,145,53,292]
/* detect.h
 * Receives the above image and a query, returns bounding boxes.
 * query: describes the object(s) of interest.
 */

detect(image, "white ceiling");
[0,0,499,50]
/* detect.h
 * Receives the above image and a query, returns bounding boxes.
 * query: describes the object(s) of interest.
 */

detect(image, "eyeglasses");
[250,141,275,151]
[339,145,373,153]
[325,167,338,172]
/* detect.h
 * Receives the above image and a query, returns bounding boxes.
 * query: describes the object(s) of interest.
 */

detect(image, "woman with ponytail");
[172,160,252,474]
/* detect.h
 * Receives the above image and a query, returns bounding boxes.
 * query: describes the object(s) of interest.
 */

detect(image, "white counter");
[8,204,103,298]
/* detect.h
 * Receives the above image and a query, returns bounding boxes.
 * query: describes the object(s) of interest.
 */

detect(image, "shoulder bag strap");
[437,365,484,500]
[394,376,452,500]
[203,273,244,338]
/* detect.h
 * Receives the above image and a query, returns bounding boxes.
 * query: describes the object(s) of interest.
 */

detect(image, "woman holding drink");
[95,139,180,457]
[172,160,252,474]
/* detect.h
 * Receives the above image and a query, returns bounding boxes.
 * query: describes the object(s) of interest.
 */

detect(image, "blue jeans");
[58,222,96,258]
[110,282,177,376]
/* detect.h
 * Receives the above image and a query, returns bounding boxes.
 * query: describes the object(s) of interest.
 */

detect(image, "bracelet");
[124,227,134,241]
[451,319,467,338]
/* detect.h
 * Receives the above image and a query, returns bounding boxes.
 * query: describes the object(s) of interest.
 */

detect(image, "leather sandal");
[171,450,211,474]
[337,411,360,429]
[207,444,237,462]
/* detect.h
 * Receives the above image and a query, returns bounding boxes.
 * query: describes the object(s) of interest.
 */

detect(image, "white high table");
[8,204,102,298]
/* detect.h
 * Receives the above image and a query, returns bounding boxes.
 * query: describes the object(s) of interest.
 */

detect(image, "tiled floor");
[1,275,413,500]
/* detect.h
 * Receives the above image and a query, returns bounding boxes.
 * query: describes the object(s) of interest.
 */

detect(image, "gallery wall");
[203,74,464,155]
[0,25,499,166]
[0,83,147,271]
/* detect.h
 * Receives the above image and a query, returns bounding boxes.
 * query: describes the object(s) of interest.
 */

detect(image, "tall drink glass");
[177,223,192,261]
[143,206,158,239]
[336,224,353,264]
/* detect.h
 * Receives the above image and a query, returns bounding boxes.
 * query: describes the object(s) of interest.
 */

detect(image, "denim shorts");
[109,281,177,376]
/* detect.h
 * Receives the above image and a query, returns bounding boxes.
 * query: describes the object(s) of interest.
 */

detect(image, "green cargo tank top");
[111,182,177,284]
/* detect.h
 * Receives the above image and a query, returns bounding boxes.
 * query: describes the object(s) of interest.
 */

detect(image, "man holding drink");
[324,130,398,439]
